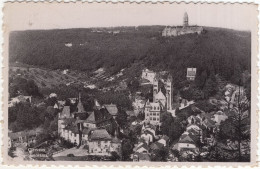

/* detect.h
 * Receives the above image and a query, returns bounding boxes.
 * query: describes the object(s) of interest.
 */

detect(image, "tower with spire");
[76,92,86,113]
[165,74,173,110]
[153,74,159,102]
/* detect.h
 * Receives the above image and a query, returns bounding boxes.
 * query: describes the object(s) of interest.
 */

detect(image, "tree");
[121,139,133,161]
[216,80,250,161]
[168,118,184,143]
[151,147,169,161]
[160,112,174,136]
[116,107,128,128]
[137,112,145,121]
[110,151,121,161]
[203,75,217,99]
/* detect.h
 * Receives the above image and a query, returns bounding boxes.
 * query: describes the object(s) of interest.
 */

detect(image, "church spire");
[77,92,86,113]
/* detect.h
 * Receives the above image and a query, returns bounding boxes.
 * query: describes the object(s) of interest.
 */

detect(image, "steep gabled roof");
[84,108,112,124]
[89,129,112,141]
[150,142,164,151]
[60,106,71,118]
[104,104,118,116]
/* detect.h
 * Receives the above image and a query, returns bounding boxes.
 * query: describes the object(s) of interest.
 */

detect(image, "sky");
[4,2,258,31]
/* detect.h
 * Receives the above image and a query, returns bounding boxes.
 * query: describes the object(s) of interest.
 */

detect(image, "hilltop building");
[162,12,203,37]
[141,69,156,84]
[186,68,197,81]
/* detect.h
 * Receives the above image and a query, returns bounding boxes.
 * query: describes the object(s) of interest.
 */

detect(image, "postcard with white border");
[2,1,258,167]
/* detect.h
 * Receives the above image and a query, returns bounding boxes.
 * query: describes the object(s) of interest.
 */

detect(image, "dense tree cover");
[151,146,169,161]
[10,27,250,84]
[121,138,133,161]
[160,112,185,143]
[9,102,45,132]
[9,77,41,98]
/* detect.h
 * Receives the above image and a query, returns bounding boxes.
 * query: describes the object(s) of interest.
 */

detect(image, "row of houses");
[57,94,122,156]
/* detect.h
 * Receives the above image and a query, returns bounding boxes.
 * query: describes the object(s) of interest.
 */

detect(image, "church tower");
[153,74,159,102]
[166,75,173,110]
[183,12,189,27]
[77,92,86,113]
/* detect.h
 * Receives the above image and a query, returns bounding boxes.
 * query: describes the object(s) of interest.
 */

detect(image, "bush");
[67,154,75,157]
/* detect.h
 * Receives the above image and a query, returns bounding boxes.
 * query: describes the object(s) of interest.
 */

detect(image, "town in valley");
[8,13,251,162]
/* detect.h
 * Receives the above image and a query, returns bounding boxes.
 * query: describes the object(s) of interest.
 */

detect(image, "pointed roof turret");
[167,74,173,82]
[77,93,86,113]
[93,99,101,110]
[154,73,159,82]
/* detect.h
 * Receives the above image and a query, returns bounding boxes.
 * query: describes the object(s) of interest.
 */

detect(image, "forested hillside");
[9,26,251,84]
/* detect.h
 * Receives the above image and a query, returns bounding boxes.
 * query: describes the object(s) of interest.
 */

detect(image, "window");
[150,117,152,120]
[157,107,160,110]
[187,144,189,147]
[153,112,156,116]
[98,141,101,147]
[153,117,156,121]
[153,106,156,110]
[157,118,159,121]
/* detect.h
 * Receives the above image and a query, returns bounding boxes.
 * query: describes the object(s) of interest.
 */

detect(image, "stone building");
[144,74,175,125]
[162,12,204,37]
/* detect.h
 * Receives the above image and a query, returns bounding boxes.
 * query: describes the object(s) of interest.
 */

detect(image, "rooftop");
[89,129,112,141]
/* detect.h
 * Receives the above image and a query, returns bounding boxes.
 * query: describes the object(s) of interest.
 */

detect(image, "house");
[103,104,118,118]
[212,111,228,125]
[134,142,150,154]
[141,69,156,84]
[157,135,170,147]
[186,68,197,81]
[133,152,151,162]
[172,132,199,151]
[88,129,121,156]
[150,142,164,151]
[144,101,162,125]
[8,95,32,107]
[8,128,43,148]
[140,131,153,145]
[83,107,113,129]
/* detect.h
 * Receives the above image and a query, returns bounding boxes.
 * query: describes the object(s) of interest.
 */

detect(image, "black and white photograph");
[4,2,257,165]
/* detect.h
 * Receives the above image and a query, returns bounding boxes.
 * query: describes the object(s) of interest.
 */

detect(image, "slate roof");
[134,152,151,161]
[178,133,199,144]
[84,108,112,124]
[104,104,118,116]
[150,142,164,151]
[60,106,71,118]
[77,100,86,113]
[9,128,43,140]
[126,110,136,117]
[89,129,112,141]
[111,137,121,143]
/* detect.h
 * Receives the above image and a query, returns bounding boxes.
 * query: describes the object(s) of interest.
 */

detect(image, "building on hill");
[186,68,197,81]
[162,12,203,37]
[141,69,156,84]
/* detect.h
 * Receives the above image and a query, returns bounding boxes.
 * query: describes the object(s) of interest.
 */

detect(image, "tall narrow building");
[153,74,159,102]
[183,12,189,27]
[166,75,173,110]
